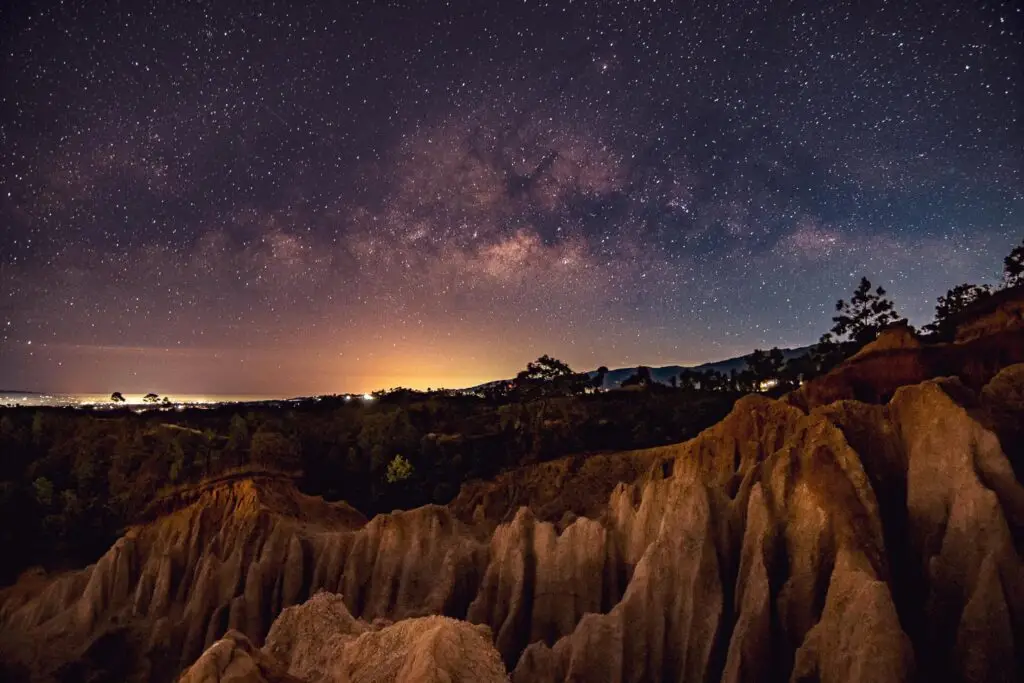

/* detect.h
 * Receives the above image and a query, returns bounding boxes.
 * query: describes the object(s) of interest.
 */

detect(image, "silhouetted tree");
[1004,238,1024,287]
[678,369,698,391]
[700,369,727,392]
[517,355,574,382]
[924,283,992,340]
[747,348,785,389]
[736,369,758,393]
[808,334,846,376]
[593,366,609,390]
[514,355,582,397]
[781,353,815,388]
[143,393,159,404]
[821,277,901,350]
[621,366,652,388]
[110,392,125,403]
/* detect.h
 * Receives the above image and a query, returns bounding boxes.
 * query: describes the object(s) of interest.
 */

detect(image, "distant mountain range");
[474,346,813,391]
[589,345,812,389]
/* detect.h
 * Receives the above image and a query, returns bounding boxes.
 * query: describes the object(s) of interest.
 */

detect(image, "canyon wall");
[2,364,1022,683]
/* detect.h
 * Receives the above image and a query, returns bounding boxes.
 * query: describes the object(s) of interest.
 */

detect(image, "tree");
[808,334,846,376]
[1004,238,1024,287]
[167,439,186,483]
[199,429,219,476]
[677,369,699,391]
[924,283,992,339]
[385,454,414,484]
[621,366,652,388]
[514,355,581,397]
[110,392,125,403]
[250,430,301,471]
[518,354,573,382]
[593,366,609,390]
[735,368,758,393]
[700,369,727,392]
[747,348,785,389]
[826,277,901,347]
[226,414,250,465]
[781,353,815,388]
[143,393,160,404]
[358,409,419,469]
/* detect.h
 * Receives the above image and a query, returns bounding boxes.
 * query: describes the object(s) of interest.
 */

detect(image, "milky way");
[1,1,1021,394]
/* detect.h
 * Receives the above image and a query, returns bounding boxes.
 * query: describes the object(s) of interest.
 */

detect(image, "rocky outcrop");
[514,392,919,683]
[180,591,509,683]
[178,630,299,683]
[2,368,1023,683]
[981,363,1024,483]
[891,379,1024,682]
[789,327,1024,410]
[847,322,921,361]
[789,287,1024,411]
[0,484,496,681]
[954,284,1024,343]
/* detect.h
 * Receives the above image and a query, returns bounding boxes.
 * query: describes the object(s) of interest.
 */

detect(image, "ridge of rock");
[848,322,922,361]
[180,591,510,683]
[2,368,1023,682]
[788,326,1024,410]
[953,283,1024,342]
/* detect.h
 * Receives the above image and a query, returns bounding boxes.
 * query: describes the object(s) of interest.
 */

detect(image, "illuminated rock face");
[2,368,1023,683]
[953,284,1024,343]
[179,593,510,683]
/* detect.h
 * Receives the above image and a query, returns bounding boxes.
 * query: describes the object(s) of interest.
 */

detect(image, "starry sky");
[1,0,1021,395]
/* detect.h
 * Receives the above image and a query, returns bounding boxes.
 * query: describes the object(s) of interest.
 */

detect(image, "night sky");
[2,1,1021,395]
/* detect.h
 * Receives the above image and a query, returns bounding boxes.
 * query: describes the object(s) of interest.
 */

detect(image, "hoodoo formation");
[2,305,1023,683]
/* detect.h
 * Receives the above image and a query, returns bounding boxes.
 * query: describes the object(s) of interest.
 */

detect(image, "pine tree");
[827,277,901,347]
[1004,238,1024,287]
[924,283,991,339]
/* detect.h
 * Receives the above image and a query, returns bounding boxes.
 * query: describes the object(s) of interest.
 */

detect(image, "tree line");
[0,384,737,584]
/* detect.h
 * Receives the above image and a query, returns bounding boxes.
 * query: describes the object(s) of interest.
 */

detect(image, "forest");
[0,385,737,584]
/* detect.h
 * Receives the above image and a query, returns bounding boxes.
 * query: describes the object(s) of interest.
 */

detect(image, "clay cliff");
[788,322,1024,410]
[952,283,1024,343]
[2,363,1023,681]
[179,592,509,683]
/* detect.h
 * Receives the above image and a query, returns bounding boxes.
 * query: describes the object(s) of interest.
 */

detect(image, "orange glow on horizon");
[9,329,731,396]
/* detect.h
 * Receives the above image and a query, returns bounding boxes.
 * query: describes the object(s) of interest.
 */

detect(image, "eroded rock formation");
[953,284,1024,343]
[2,365,1023,682]
[189,591,510,683]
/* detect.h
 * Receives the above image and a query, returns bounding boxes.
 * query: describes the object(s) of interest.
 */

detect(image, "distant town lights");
[362,393,374,400]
